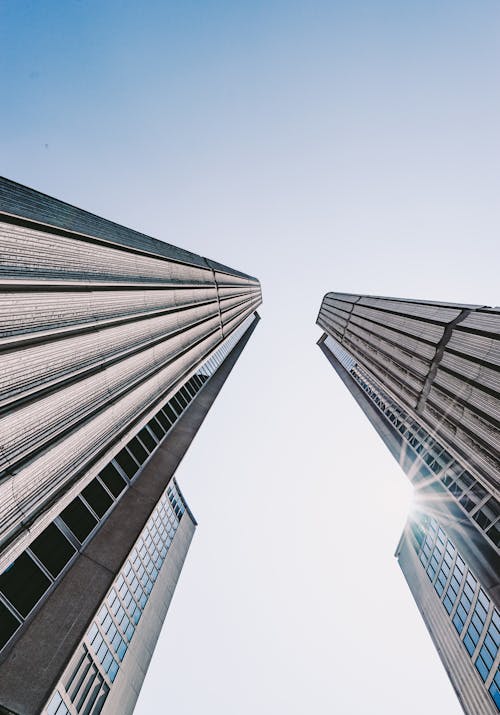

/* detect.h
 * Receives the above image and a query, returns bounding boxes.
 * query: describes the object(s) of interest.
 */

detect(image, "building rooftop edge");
[0,176,260,284]
[322,290,497,312]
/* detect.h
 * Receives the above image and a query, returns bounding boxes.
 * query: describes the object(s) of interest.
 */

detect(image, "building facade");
[317,292,500,714]
[0,177,262,715]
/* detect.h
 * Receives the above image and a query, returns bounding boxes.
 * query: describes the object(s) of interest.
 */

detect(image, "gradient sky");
[2,2,500,713]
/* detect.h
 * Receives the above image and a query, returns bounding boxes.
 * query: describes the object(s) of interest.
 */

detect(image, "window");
[60,497,98,543]
[162,404,177,423]
[170,396,184,414]
[29,524,76,578]
[487,522,500,548]
[185,379,198,397]
[138,427,156,452]
[489,670,500,708]
[127,437,148,465]
[156,410,172,432]
[147,417,164,441]
[476,645,494,679]
[82,480,114,519]
[46,691,70,715]
[464,632,476,656]
[0,552,51,617]
[114,449,139,479]
[99,464,126,498]
[0,600,21,649]
[453,612,465,634]
[180,386,193,403]
[460,494,475,512]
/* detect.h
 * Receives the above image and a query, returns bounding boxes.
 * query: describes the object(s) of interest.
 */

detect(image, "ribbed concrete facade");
[0,177,262,715]
[317,292,499,714]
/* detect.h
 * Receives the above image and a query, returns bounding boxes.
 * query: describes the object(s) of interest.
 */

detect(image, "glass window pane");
[0,600,21,649]
[99,464,127,498]
[170,396,184,414]
[127,437,148,465]
[29,524,76,578]
[60,497,98,543]
[489,680,500,708]
[164,403,178,422]
[82,480,114,519]
[476,655,489,682]
[486,522,500,548]
[148,417,164,441]
[180,386,192,403]
[115,449,139,479]
[0,552,51,617]
[138,427,156,452]
[156,410,172,432]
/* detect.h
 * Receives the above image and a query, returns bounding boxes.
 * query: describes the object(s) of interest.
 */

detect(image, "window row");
[44,483,185,715]
[352,367,500,549]
[0,315,256,657]
[417,516,500,711]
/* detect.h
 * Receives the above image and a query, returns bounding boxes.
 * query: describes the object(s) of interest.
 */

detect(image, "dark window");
[82,480,114,519]
[0,552,51,617]
[442,473,453,487]
[457,473,474,491]
[138,428,156,452]
[147,418,164,441]
[127,437,148,465]
[60,497,98,543]
[460,495,475,512]
[187,378,199,394]
[170,396,184,414]
[470,482,488,502]
[156,410,172,432]
[163,404,177,423]
[115,449,139,479]
[180,386,192,404]
[487,522,500,549]
[29,524,76,578]
[474,508,493,531]
[99,464,126,498]
[0,600,21,649]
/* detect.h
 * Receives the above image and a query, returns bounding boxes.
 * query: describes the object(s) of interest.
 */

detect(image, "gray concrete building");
[0,177,262,715]
[317,292,500,714]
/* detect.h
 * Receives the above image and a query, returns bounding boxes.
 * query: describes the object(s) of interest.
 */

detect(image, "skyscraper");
[0,177,262,715]
[317,292,499,715]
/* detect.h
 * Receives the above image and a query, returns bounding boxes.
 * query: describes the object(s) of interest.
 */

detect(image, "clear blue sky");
[2,1,499,713]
